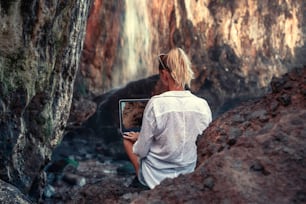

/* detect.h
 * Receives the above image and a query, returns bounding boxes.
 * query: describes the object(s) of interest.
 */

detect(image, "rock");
[68,96,97,126]
[269,100,279,112]
[203,176,215,190]
[248,109,268,120]
[43,184,55,198]
[131,68,306,203]
[0,0,92,200]
[42,159,146,203]
[271,76,286,93]
[62,173,86,187]
[232,114,245,124]
[0,179,32,204]
[45,158,78,174]
[278,94,291,106]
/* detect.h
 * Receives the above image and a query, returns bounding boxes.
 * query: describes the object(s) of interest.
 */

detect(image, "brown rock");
[132,68,306,203]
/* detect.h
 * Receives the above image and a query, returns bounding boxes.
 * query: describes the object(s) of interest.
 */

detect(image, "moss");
[0,50,35,101]
[0,53,24,96]
[44,116,53,140]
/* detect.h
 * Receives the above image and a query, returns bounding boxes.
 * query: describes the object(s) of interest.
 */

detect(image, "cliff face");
[79,0,305,105]
[0,0,92,200]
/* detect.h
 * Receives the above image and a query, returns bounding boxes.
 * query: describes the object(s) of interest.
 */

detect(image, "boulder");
[0,179,32,204]
[131,67,306,203]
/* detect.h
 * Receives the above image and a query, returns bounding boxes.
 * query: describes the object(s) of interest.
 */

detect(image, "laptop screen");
[118,98,150,134]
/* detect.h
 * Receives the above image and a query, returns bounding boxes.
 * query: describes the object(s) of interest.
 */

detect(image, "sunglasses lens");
[158,54,168,71]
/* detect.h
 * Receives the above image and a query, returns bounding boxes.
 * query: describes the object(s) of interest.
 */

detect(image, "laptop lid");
[118,98,150,134]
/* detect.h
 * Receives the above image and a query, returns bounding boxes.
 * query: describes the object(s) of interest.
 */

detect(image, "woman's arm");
[132,103,155,158]
[123,131,139,142]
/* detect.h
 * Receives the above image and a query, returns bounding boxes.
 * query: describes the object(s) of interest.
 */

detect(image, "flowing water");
[113,0,154,88]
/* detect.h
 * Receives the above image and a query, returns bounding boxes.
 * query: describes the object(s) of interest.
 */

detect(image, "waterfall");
[113,0,152,88]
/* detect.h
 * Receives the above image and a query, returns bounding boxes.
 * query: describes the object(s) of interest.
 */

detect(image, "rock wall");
[79,0,306,102]
[0,0,92,200]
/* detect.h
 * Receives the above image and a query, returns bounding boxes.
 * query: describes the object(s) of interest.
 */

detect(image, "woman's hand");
[123,131,139,142]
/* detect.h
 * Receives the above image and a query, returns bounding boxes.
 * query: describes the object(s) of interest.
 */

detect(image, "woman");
[123,47,212,189]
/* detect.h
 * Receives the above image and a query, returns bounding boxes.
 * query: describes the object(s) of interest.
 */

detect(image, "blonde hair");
[165,48,194,88]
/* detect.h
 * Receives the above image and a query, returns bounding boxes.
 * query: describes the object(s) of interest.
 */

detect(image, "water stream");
[114,0,153,88]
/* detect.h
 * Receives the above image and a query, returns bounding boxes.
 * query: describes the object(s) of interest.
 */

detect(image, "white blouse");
[133,90,212,189]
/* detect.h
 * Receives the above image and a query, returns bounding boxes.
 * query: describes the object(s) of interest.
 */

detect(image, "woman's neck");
[169,86,184,91]
[168,81,184,91]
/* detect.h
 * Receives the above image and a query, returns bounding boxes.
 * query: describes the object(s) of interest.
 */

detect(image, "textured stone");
[0,0,92,201]
[131,68,306,203]
[0,179,31,204]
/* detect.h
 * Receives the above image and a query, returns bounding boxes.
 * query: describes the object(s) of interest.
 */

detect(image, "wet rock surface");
[43,67,305,203]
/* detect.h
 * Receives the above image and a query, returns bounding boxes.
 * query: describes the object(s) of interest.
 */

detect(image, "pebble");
[271,77,285,93]
[230,127,242,137]
[258,123,273,135]
[203,176,214,190]
[63,173,86,187]
[278,94,291,106]
[250,161,264,172]
[248,110,267,120]
[269,100,279,112]
[259,115,269,123]
[228,127,242,145]
[232,114,245,124]
[43,184,55,198]
[250,161,270,175]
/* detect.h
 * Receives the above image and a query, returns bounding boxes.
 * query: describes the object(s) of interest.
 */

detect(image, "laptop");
[118,98,150,134]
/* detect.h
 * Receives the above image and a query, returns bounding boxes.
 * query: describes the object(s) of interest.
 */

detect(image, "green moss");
[1,49,57,102]
[45,116,53,138]
[0,54,24,96]
[0,50,35,101]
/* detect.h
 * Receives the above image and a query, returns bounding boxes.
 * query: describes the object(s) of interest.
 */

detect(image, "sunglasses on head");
[158,54,170,72]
